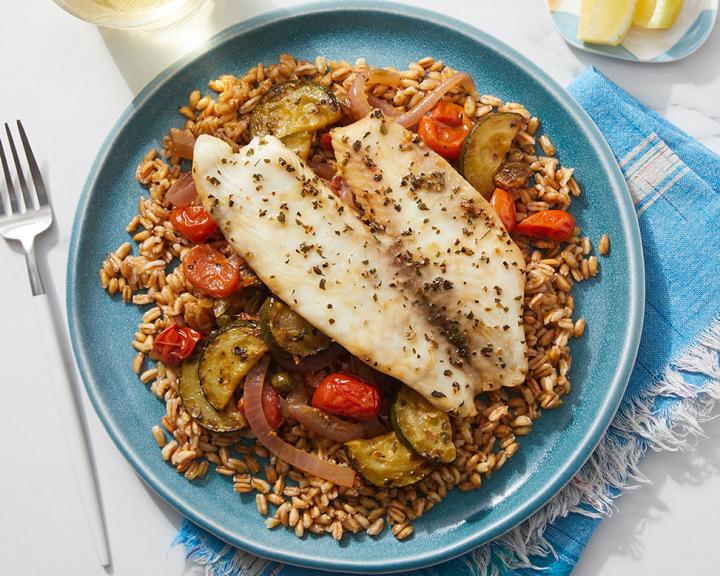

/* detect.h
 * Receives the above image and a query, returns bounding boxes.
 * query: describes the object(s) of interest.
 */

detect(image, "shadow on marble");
[568,22,720,114]
[576,412,720,574]
[97,0,299,96]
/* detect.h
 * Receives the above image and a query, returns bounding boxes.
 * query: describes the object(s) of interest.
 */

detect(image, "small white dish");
[547,0,718,62]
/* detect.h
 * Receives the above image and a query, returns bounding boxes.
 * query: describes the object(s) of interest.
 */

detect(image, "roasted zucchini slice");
[460,112,524,199]
[391,386,456,463]
[260,297,330,359]
[281,131,313,161]
[198,321,268,410]
[250,81,343,141]
[345,431,433,488]
[214,286,267,328]
[178,357,246,433]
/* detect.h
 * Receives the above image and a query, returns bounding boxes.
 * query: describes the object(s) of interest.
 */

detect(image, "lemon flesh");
[578,0,639,46]
[633,0,684,29]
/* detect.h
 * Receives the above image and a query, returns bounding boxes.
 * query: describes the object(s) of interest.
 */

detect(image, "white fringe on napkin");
[471,319,720,576]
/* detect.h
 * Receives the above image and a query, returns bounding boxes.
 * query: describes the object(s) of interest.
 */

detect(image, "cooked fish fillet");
[332,113,527,391]
[193,134,482,414]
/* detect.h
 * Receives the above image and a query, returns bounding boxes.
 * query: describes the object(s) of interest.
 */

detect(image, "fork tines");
[0,120,49,217]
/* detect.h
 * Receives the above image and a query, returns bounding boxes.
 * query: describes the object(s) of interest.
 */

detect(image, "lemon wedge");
[577,0,638,46]
[633,0,684,29]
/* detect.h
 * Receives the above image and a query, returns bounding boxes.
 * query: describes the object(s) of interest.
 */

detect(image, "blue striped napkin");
[173,67,720,576]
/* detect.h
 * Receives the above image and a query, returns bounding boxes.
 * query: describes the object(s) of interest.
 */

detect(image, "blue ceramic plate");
[548,0,718,63]
[67,2,644,572]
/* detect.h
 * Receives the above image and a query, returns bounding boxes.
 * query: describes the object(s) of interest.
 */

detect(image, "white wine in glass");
[53,0,203,29]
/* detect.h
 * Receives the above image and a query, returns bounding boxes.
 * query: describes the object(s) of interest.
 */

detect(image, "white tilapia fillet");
[193,134,482,414]
[332,113,527,391]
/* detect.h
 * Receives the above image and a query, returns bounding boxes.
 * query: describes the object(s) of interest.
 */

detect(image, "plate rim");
[66,1,645,572]
[547,0,719,63]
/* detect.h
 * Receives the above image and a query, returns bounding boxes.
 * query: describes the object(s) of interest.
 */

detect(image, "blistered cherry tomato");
[514,210,576,242]
[152,323,202,365]
[170,206,217,243]
[183,244,240,297]
[312,373,381,420]
[418,101,473,160]
[490,188,517,233]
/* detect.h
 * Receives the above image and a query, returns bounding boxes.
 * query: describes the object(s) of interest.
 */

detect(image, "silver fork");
[0,121,110,567]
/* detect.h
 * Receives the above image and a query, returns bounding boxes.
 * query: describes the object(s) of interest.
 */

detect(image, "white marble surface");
[0,1,718,575]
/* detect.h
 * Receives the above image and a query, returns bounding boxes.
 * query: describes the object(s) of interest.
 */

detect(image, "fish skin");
[192,134,480,414]
[331,113,527,392]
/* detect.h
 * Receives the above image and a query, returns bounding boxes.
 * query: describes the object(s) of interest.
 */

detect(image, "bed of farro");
[99,53,607,541]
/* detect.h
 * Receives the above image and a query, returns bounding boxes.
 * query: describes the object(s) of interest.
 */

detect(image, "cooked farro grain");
[98,53,606,542]
[588,255,599,277]
[151,425,166,447]
[265,517,282,529]
[140,367,158,384]
[598,234,610,255]
[539,134,556,156]
[256,494,268,516]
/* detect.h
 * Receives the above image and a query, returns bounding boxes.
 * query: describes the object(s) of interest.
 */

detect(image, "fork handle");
[23,240,45,296]
[34,293,111,567]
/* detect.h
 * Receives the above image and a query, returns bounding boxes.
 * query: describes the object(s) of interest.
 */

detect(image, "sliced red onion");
[347,71,475,130]
[169,128,196,160]
[347,73,371,121]
[243,355,356,488]
[280,393,386,442]
[165,172,197,207]
[367,95,399,117]
[394,72,475,128]
[273,343,343,375]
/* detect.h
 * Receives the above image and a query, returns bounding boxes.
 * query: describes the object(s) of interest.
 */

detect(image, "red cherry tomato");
[514,210,576,242]
[319,132,334,152]
[431,103,464,126]
[152,323,202,365]
[490,188,517,233]
[170,205,217,243]
[417,101,473,160]
[262,379,284,429]
[183,244,241,298]
[311,373,381,420]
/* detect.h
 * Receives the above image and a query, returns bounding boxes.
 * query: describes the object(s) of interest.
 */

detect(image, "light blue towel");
[174,67,720,576]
